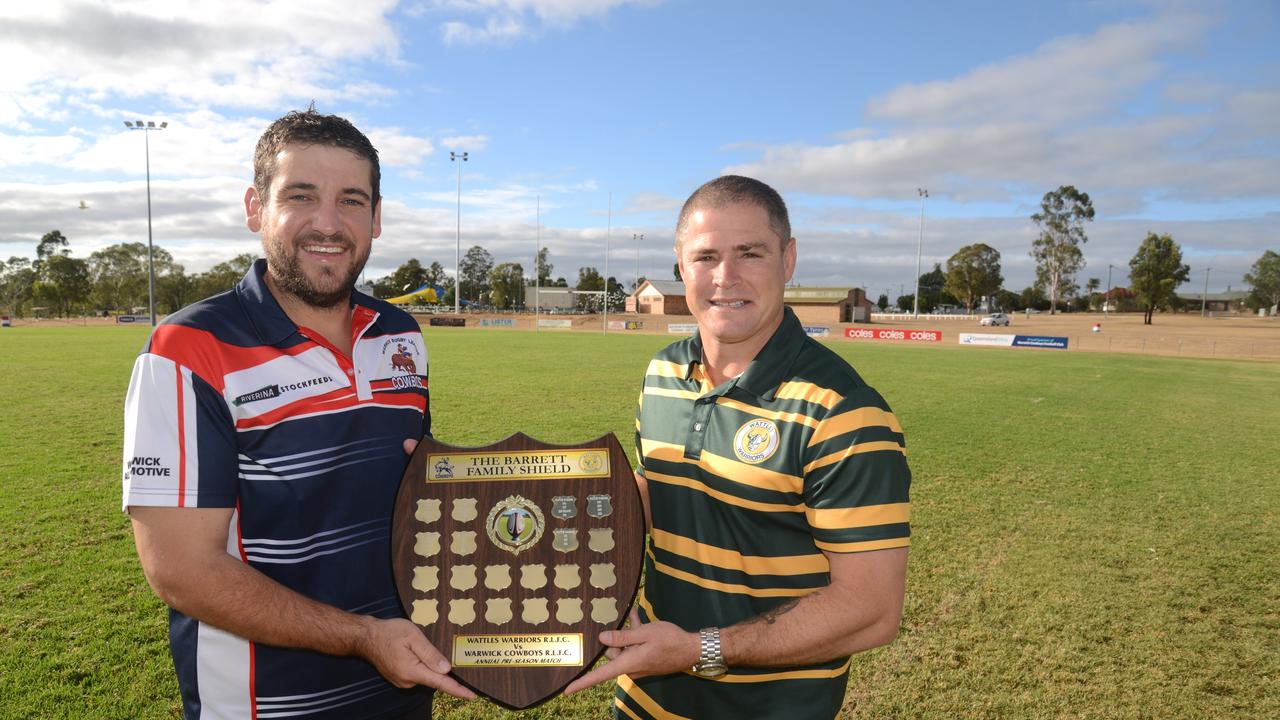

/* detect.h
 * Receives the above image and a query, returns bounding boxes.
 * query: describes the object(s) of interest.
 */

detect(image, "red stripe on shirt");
[233,500,258,717]
[175,364,187,507]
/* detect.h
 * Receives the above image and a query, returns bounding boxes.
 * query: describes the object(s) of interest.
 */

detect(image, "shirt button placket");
[684,397,714,460]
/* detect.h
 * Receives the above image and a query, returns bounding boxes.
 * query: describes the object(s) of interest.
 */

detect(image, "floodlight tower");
[124,120,167,326]
[913,188,928,319]
[1201,267,1211,316]
[451,151,468,315]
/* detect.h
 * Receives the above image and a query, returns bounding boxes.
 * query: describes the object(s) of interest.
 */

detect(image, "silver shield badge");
[552,528,579,553]
[551,495,577,520]
[586,494,612,519]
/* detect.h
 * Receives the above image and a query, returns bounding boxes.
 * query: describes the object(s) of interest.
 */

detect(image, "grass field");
[1,326,1276,719]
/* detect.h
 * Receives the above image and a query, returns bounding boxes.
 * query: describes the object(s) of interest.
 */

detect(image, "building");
[783,287,873,324]
[1176,290,1250,313]
[626,282,872,323]
[524,285,577,311]
[627,280,690,315]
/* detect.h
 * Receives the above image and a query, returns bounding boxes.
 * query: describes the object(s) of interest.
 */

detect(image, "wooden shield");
[391,432,643,710]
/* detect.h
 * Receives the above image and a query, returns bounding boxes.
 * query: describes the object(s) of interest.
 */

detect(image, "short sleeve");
[122,353,239,511]
[801,387,911,553]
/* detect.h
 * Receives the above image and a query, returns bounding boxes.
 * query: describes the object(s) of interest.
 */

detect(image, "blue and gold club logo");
[485,495,545,555]
[733,419,780,464]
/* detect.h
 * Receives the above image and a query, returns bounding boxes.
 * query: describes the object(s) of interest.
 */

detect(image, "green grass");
[0,326,1276,719]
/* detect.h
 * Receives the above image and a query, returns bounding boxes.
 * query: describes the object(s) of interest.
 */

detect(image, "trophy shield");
[391,432,643,710]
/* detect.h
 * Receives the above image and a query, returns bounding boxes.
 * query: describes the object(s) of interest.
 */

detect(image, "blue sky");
[2,0,1277,297]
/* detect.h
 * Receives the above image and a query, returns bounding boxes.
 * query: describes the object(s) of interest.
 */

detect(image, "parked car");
[980,312,1010,326]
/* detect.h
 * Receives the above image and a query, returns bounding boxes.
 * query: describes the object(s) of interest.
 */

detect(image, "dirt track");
[863,311,1280,361]
[8,310,1278,361]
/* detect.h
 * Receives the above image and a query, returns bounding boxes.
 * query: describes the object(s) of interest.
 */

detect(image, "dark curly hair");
[253,106,381,205]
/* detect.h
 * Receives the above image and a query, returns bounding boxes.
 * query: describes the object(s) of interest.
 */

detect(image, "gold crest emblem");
[578,451,606,474]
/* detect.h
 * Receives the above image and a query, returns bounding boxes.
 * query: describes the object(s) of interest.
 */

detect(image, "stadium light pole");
[1105,264,1114,317]
[124,120,167,326]
[534,194,540,329]
[913,188,928,319]
[450,151,468,315]
[603,192,611,334]
[634,232,643,292]
[1201,267,1211,316]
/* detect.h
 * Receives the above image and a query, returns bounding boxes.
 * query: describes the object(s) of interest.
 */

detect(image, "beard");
[265,231,369,309]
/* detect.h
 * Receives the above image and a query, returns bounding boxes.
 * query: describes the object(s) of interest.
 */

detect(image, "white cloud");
[426,0,661,45]
[726,10,1279,207]
[0,1,402,115]
[367,128,436,167]
[866,12,1207,126]
[440,134,491,151]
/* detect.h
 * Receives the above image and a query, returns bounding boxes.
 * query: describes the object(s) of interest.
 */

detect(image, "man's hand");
[562,609,699,695]
[357,617,476,698]
[404,438,419,456]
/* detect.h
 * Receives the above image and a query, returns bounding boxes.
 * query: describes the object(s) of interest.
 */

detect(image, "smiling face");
[678,201,796,367]
[245,143,381,309]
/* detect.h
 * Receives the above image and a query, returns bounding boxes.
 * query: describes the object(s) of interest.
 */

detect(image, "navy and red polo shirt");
[122,260,432,719]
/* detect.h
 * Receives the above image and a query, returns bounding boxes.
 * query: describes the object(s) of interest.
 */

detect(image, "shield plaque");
[392,432,643,710]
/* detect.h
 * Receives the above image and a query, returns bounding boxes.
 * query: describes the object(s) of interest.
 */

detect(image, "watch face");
[693,661,727,678]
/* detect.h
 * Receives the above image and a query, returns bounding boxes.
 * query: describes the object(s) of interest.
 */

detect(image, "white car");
[980,313,1010,327]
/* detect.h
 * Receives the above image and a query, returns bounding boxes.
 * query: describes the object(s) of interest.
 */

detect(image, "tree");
[896,294,914,312]
[458,245,493,303]
[1019,285,1050,311]
[575,266,606,311]
[876,294,889,311]
[673,262,681,281]
[35,230,69,268]
[89,242,152,312]
[1243,250,1280,313]
[374,259,429,299]
[197,254,256,299]
[994,288,1021,311]
[34,254,91,316]
[535,247,554,285]
[1030,185,1094,314]
[424,261,447,289]
[156,267,198,314]
[915,263,957,313]
[1084,277,1101,310]
[944,243,1004,313]
[0,257,37,316]
[1128,233,1190,325]
[488,262,525,309]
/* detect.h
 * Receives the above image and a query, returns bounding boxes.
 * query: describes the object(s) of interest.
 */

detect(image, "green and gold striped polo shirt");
[615,307,911,720]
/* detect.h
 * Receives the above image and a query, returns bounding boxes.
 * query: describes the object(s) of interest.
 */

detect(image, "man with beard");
[122,109,473,719]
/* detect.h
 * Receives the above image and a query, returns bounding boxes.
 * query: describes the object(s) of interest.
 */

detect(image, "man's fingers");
[403,438,419,455]
[419,671,476,700]
[563,658,632,696]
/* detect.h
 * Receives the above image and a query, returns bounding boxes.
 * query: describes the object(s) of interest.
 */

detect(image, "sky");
[2,0,1277,298]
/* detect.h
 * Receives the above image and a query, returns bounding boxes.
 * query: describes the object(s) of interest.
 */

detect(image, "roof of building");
[783,287,858,303]
[1176,290,1250,301]
[640,280,686,296]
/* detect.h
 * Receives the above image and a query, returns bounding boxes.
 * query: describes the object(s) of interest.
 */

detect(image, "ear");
[782,237,797,283]
[244,187,263,233]
[371,198,382,239]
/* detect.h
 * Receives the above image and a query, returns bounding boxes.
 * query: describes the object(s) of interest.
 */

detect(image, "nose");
[312,199,343,237]
[712,257,739,287]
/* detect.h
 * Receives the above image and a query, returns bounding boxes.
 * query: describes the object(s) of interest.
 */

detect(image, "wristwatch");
[691,627,727,678]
